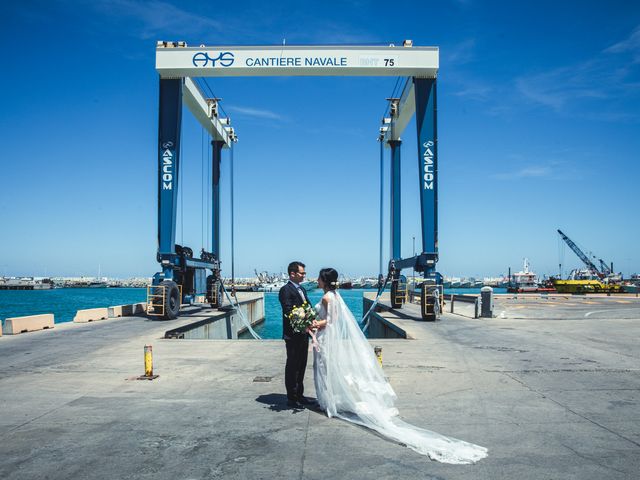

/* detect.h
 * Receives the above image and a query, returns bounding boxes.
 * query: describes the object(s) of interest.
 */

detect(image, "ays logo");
[192,51,235,68]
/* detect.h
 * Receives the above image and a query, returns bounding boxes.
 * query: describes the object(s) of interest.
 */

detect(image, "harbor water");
[0,288,147,325]
[0,287,505,339]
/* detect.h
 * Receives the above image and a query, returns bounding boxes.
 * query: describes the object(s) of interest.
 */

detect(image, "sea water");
[0,287,505,339]
[250,289,375,339]
[250,287,507,339]
[0,288,147,325]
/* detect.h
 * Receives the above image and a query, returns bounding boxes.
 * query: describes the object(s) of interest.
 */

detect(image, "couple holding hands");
[278,261,488,464]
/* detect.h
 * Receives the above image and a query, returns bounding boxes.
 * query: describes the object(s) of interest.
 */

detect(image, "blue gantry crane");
[378,77,442,320]
[151,41,442,321]
[151,71,236,319]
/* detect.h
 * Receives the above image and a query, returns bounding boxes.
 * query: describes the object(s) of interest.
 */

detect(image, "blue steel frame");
[211,140,224,258]
[389,140,402,262]
[155,78,222,291]
[414,77,438,279]
[388,77,439,283]
[155,73,438,298]
[157,79,183,280]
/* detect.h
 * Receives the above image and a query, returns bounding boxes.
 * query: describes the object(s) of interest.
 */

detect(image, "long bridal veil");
[316,291,488,464]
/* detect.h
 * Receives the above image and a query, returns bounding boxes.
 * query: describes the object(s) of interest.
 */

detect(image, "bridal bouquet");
[288,302,317,333]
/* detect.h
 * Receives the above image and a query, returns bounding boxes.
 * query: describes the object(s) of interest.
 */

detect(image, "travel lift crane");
[151,41,441,321]
[151,71,235,319]
[380,75,441,320]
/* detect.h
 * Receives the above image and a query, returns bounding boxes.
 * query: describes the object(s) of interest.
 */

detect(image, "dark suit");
[279,281,310,401]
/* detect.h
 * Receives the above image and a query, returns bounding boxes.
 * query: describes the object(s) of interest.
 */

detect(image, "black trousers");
[284,336,309,401]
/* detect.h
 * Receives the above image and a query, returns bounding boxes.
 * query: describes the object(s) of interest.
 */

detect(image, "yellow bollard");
[374,346,382,367]
[144,345,153,377]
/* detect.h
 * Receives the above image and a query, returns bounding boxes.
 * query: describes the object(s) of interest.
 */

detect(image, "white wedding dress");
[313,290,488,464]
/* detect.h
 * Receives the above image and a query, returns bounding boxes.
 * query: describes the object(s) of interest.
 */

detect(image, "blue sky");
[1,0,639,280]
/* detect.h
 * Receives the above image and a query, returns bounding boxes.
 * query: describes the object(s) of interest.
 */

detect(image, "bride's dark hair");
[319,268,339,290]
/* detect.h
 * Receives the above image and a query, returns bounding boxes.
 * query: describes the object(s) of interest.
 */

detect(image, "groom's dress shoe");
[297,396,316,406]
[287,399,303,408]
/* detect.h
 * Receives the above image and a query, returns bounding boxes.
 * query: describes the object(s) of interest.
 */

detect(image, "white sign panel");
[156,44,438,78]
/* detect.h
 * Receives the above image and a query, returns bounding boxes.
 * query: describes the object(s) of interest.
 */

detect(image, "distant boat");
[253,270,288,292]
[552,279,624,294]
[69,279,108,288]
[623,283,640,294]
[508,259,555,293]
[0,277,53,290]
[362,278,377,289]
[256,280,286,292]
[300,280,317,291]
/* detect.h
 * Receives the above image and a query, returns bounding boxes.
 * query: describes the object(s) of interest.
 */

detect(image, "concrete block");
[3,314,55,335]
[108,303,147,318]
[73,307,110,323]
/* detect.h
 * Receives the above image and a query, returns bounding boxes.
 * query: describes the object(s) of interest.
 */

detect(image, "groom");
[279,261,314,408]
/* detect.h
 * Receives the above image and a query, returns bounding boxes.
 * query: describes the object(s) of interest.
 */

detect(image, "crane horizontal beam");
[381,78,415,145]
[156,43,438,78]
[182,77,232,147]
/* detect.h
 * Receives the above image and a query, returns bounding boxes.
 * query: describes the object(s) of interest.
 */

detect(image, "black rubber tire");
[390,278,404,308]
[421,284,436,321]
[207,275,222,309]
[160,280,180,320]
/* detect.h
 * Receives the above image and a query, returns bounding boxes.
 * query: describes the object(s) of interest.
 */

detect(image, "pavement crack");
[504,372,640,449]
[561,442,630,475]
[299,410,311,480]
[2,394,86,437]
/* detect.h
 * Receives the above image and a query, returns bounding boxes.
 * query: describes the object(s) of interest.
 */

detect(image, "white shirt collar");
[288,279,301,288]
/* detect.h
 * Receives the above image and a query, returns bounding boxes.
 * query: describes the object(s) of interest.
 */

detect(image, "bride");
[311,267,488,465]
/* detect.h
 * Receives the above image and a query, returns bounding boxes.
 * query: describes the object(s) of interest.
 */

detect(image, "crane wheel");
[390,281,401,308]
[207,275,222,308]
[421,284,436,321]
[160,280,180,319]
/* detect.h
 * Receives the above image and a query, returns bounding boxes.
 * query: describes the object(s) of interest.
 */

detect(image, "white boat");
[300,280,317,291]
[362,278,377,289]
[256,281,286,292]
[253,270,288,292]
[508,259,539,292]
[0,277,54,290]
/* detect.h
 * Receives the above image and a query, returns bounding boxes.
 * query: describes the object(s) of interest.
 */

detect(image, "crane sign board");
[156,43,438,78]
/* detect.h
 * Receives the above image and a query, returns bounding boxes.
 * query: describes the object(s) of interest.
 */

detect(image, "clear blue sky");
[1,0,639,279]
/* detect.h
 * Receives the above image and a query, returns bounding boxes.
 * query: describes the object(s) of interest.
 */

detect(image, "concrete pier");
[1,293,639,479]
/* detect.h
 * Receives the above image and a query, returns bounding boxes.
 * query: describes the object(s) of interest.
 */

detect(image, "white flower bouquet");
[288,302,317,333]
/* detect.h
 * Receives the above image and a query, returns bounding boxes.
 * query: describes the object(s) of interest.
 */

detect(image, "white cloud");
[604,24,640,62]
[453,83,492,101]
[228,105,285,121]
[446,38,476,66]
[515,25,640,115]
[92,0,224,39]
[492,166,551,180]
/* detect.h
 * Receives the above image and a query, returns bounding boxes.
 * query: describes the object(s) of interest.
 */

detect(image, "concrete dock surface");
[1,296,639,479]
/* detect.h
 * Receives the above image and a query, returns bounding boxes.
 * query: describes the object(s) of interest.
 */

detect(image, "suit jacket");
[279,281,311,340]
